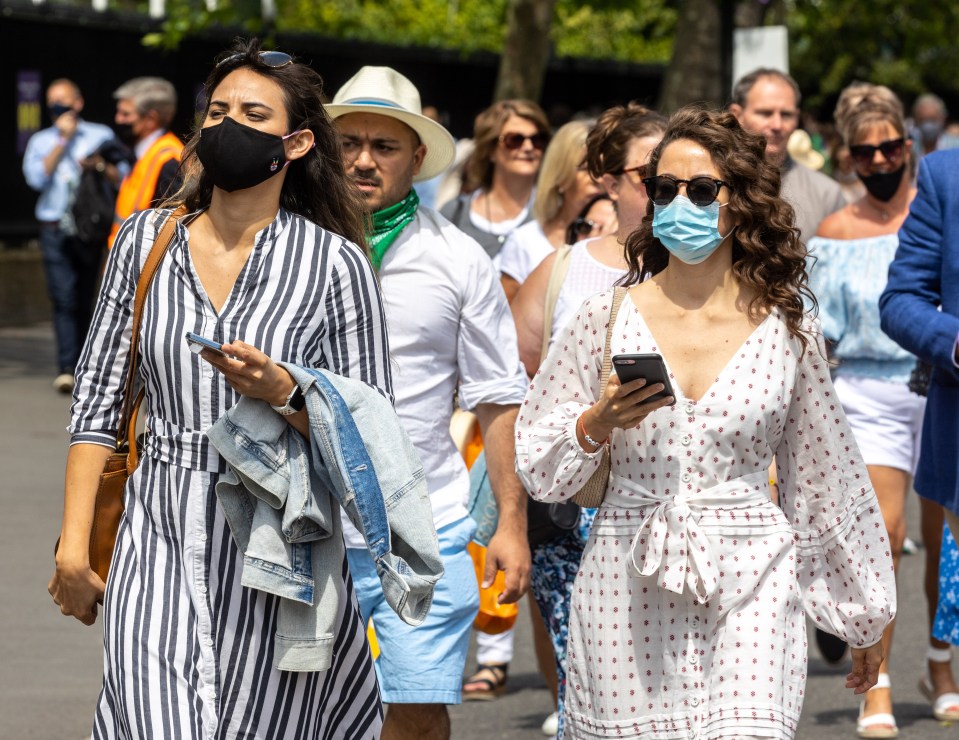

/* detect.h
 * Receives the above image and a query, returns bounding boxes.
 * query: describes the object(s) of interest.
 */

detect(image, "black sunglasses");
[642,175,728,207]
[499,132,550,151]
[848,137,905,167]
[217,50,294,69]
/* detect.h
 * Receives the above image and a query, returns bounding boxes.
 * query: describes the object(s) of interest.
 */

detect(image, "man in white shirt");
[327,66,531,740]
[730,68,845,243]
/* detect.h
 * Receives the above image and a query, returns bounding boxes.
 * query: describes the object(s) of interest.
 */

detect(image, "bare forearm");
[57,443,113,567]
[475,403,527,533]
[42,142,67,177]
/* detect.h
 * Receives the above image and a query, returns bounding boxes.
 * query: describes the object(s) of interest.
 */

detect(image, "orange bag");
[468,541,519,634]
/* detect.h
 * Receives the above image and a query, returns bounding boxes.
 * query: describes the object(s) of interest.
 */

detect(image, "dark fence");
[2,2,664,243]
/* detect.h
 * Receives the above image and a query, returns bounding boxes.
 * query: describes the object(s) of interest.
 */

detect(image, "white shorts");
[835,374,926,475]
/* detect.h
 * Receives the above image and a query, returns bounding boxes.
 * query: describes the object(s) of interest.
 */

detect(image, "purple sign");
[17,70,43,155]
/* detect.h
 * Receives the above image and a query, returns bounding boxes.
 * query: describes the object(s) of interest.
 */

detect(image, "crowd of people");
[29,34,959,740]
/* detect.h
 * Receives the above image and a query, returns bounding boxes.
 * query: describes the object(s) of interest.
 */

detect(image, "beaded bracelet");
[579,415,608,450]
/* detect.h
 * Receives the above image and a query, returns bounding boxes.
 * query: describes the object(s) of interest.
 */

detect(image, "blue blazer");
[879,149,959,513]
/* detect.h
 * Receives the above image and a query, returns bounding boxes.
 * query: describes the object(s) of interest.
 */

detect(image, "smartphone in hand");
[185,331,226,357]
[612,353,675,402]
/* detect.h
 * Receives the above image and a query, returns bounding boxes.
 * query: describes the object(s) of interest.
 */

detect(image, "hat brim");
[326,103,456,182]
[793,150,825,171]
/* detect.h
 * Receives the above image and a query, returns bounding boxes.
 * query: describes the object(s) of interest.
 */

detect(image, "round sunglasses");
[642,175,728,207]
[498,132,550,151]
[848,137,905,167]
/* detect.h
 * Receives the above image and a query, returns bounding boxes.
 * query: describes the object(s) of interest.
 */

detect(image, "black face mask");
[197,117,297,193]
[48,103,73,122]
[114,122,138,147]
[858,164,905,202]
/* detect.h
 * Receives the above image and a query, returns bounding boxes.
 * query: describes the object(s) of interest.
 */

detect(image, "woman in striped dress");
[48,40,388,739]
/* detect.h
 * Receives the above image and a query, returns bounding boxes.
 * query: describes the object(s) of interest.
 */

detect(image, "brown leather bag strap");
[115,206,187,455]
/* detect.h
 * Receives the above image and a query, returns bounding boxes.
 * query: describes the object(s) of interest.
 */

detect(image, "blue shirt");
[22,119,116,222]
[807,233,916,382]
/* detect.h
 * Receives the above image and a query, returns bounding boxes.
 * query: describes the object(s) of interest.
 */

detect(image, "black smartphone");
[185,331,226,357]
[611,353,675,402]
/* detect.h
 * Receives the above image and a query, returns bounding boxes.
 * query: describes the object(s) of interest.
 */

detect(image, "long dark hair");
[624,105,813,351]
[163,37,367,251]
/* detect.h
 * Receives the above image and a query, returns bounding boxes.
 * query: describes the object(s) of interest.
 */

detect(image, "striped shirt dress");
[69,208,390,739]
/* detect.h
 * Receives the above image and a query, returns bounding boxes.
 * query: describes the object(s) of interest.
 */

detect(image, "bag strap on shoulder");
[598,286,627,397]
[539,244,574,366]
[115,206,187,466]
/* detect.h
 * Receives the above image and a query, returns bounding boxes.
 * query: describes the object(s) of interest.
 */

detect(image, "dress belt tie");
[609,470,770,604]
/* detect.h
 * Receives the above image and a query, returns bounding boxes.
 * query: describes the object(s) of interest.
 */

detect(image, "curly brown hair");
[463,99,551,193]
[623,105,813,351]
[162,37,368,252]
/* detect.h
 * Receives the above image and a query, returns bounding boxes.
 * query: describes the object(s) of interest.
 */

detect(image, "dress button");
[197,584,208,595]
[685,403,694,415]
[681,434,692,446]
[682,473,692,483]
[198,533,208,542]
[689,653,698,665]
[691,697,700,707]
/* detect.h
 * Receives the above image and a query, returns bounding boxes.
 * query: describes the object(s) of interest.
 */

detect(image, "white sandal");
[856,673,898,739]
[918,646,959,722]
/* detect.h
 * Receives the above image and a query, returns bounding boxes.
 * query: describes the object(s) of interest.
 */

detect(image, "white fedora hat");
[326,66,456,182]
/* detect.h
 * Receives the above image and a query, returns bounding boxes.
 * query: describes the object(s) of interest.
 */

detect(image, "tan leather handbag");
[58,208,184,583]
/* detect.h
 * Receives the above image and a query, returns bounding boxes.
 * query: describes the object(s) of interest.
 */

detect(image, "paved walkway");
[1,323,955,738]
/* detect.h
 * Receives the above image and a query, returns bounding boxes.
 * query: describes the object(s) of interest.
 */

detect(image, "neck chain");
[485,191,508,245]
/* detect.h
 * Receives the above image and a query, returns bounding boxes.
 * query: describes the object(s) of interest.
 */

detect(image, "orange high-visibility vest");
[108,131,184,248]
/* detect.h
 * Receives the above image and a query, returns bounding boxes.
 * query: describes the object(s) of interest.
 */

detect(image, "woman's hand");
[578,373,674,450]
[846,643,884,694]
[200,340,294,406]
[48,557,104,626]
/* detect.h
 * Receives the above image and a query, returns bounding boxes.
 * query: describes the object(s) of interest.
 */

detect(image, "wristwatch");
[270,384,305,416]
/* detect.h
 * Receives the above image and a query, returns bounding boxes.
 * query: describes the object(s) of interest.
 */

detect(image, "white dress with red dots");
[515,291,897,739]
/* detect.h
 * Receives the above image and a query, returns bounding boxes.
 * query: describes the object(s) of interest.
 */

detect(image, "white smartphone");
[185,331,226,357]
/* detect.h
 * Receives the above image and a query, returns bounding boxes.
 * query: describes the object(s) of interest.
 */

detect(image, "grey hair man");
[108,77,183,247]
[730,68,844,243]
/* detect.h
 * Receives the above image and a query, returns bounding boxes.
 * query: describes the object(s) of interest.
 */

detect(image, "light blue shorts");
[347,515,479,704]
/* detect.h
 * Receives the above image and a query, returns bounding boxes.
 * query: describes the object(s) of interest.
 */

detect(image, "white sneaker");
[541,711,558,736]
[53,373,74,393]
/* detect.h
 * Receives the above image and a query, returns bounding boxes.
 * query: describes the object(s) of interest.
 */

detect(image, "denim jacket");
[208,364,443,672]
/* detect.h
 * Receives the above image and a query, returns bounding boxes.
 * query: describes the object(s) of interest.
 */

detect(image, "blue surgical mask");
[652,194,732,265]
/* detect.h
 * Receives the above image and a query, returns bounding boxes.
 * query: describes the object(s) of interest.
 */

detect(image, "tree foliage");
[786,0,959,112]
[145,0,677,65]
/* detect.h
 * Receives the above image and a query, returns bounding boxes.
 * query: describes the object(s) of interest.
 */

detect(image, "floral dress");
[515,291,897,739]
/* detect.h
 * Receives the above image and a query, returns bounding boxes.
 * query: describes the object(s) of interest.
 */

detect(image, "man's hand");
[55,110,78,141]
[483,526,530,604]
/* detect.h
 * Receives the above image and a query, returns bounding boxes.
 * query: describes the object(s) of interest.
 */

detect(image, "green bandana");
[368,190,420,270]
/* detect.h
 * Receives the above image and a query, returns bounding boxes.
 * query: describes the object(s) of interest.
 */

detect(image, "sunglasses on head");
[642,175,728,207]
[499,132,549,151]
[848,137,905,167]
[218,50,294,69]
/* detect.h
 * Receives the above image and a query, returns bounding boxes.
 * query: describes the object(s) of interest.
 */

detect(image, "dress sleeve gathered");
[515,291,613,502]
[775,323,897,648]
[68,210,153,448]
